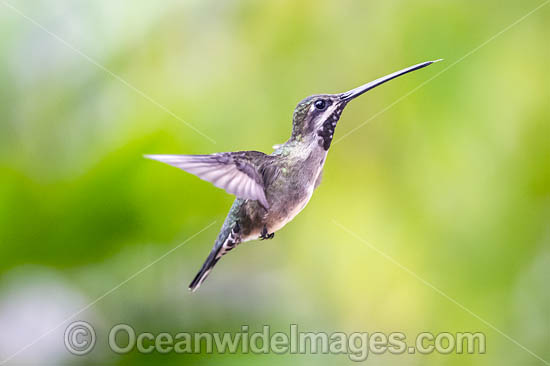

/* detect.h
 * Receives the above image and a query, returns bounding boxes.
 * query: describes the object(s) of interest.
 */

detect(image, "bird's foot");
[260,226,274,240]
[260,232,274,240]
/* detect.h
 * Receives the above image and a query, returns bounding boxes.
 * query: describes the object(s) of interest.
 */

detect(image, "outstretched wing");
[145,152,270,208]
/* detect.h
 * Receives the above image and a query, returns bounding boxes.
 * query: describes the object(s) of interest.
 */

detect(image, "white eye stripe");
[317,103,339,121]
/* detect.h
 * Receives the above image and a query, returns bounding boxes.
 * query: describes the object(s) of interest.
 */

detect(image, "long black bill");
[340,59,442,102]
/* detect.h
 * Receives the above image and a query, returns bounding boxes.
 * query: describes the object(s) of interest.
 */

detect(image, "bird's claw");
[260,232,274,240]
[260,226,274,240]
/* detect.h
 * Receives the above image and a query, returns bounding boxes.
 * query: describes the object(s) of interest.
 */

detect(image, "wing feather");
[145,153,270,208]
[242,178,253,198]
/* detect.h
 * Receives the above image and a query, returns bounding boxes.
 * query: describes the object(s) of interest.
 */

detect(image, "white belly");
[269,168,319,233]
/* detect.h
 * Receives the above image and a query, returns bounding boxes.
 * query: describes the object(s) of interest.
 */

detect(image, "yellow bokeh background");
[0,0,548,365]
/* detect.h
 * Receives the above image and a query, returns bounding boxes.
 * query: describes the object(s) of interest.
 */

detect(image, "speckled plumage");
[145,60,441,291]
[187,95,345,291]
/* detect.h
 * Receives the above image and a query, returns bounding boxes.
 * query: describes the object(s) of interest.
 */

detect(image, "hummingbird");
[146,59,441,291]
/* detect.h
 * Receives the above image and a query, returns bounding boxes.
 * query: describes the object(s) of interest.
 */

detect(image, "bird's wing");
[145,151,270,208]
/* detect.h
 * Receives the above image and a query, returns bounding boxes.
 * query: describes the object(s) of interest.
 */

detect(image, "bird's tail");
[189,222,240,292]
[188,247,221,292]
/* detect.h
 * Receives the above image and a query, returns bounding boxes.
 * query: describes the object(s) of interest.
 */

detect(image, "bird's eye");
[314,99,327,110]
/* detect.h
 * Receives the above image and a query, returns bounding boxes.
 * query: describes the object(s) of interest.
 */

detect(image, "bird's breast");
[268,183,315,233]
[265,152,324,233]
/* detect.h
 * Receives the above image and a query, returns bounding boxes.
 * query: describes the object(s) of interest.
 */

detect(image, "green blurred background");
[0,0,549,365]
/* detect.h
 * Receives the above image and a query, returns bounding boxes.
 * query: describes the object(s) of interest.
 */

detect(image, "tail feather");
[188,221,240,292]
[188,248,221,292]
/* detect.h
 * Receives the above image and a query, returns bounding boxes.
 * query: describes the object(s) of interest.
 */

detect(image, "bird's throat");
[316,105,344,150]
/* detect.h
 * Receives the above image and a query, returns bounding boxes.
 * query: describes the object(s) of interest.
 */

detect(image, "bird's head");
[290,59,442,150]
